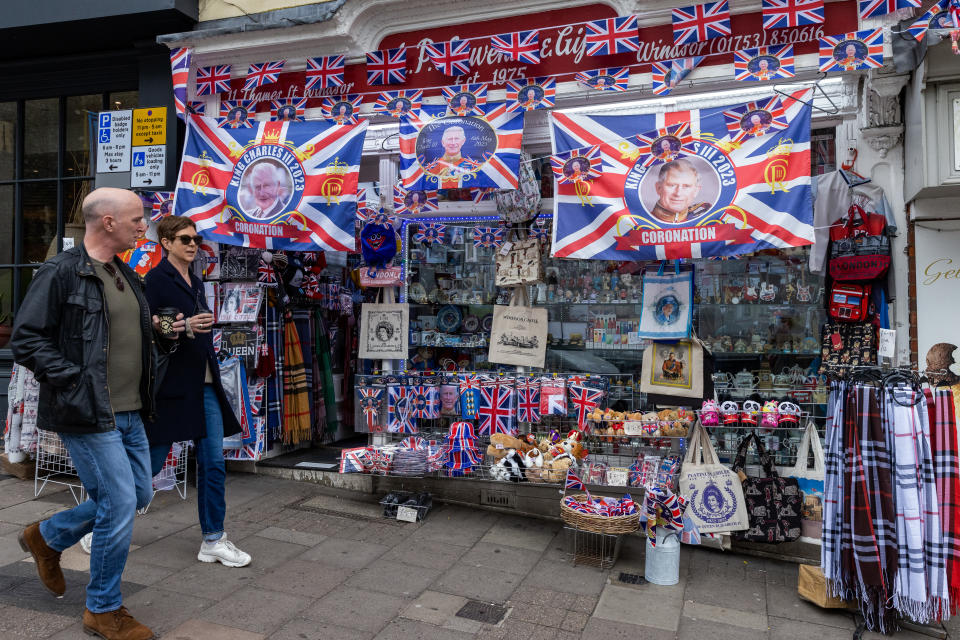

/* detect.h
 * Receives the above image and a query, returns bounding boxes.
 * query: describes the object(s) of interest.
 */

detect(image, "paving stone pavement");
[0,473,957,639]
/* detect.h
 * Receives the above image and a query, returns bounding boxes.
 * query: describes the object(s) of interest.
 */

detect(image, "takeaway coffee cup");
[156,307,180,338]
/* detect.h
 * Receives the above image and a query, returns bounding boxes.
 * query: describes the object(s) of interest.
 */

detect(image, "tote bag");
[731,433,802,543]
[638,261,694,339]
[784,421,825,540]
[679,421,749,534]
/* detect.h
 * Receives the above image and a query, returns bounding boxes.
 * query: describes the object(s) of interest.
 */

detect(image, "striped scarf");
[265,299,284,443]
[926,387,960,615]
[282,316,311,445]
[822,381,846,592]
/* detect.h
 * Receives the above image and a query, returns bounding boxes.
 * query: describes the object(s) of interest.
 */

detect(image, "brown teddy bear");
[486,433,532,460]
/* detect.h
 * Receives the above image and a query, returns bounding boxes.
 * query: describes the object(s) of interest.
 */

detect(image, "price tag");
[607,468,628,486]
[396,505,419,522]
[878,328,896,362]
[499,241,513,256]
[495,443,504,449]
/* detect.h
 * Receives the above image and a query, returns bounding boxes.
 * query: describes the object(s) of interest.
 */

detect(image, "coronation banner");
[549,89,813,260]
[173,115,366,251]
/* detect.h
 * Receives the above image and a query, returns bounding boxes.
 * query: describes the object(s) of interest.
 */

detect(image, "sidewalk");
[0,471,952,640]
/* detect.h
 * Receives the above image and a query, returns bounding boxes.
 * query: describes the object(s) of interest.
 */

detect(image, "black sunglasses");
[102,262,125,292]
[174,235,204,246]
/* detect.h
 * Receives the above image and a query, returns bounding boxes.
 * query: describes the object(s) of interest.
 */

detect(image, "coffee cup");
[156,307,180,338]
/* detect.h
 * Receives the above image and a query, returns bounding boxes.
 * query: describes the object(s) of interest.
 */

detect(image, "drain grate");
[455,600,508,625]
[618,572,647,585]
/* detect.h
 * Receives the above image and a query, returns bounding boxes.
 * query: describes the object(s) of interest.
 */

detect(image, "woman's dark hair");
[156,215,197,244]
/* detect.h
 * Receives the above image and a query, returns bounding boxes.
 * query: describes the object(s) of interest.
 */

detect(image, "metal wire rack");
[563,525,623,569]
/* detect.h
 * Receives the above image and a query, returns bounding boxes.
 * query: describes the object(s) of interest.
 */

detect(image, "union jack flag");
[576,67,629,92]
[373,90,423,118]
[585,15,640,56]
[243,60,285,90]
[505,77,556,112]
[269,98,307,122]
[651,57,702,95]
[568,385,604,429]
[150,191,174,221]
[858,0,920,19]
[442,83,488,116]
[672,1,731,44]
[187,101,205,116]
[356,187,369,222]
[627,123,695,168]
[305,55,345,90]
[550,146,603,183]
[388,385,417,433]
[410,385,439,419]
[258,260,277,286]
[196,65,231,96]
[321,95,363,124]
[393,183,438,215]
[530,219,550,242]
[414,222,446,244]
[723,96,789,143]
[473,226,505,248]
[366,48,407,85]
[517,379,541,423]
[565,468,586,491]
[477,382,516,436]
[819,29,884,73]
[425,40,471,76]
[908,0,952,41]
[761,0,824,29]
[169,47,192,119]
[490,30,540,64]
[249,379,265,415]
[218,100,256,128]
[471,187,497,203]
[733,45,795,82]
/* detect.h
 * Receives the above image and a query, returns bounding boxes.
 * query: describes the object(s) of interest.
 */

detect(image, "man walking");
[10,187,182,640]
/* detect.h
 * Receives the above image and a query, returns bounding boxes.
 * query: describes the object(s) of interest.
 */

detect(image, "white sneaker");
[197,536,251,568]
[79,532,92,555]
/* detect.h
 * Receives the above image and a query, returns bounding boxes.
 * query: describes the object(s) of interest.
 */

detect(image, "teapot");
[732,369,759,396]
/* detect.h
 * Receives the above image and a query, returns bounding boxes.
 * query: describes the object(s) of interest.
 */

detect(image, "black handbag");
[731,433,802,543]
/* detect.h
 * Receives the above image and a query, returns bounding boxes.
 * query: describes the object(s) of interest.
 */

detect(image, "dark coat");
[11,244,165,433]
[143,258,241,445]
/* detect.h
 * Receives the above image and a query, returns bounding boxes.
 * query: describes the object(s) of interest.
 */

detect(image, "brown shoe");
[82,607,154,640]
[18,522,65,596]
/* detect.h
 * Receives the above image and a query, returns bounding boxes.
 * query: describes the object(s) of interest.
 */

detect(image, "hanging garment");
[822,381,846,592]
[314,311,339,438]
[293,309,314,432]
[219,355,255,447]
[926,387,960,613]
[282,316,311,445]
[265,297,285,444]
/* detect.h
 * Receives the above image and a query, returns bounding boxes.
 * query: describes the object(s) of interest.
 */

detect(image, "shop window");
[0,103,14,182]
[0,186,12,265]
[24,98,59,179]
[811,127,836,176]
[22,181,59,263]
[65,95,102,177]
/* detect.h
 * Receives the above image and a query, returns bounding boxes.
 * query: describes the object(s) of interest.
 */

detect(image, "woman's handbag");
[731,432,802,543]
[784,421,825,539]
[679,421,749,534]
[495,236,544,286]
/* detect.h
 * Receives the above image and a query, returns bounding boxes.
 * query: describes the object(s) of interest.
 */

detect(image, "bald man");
[11,187,183,640]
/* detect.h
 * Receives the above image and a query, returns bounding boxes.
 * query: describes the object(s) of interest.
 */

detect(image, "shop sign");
[915,225,960,367]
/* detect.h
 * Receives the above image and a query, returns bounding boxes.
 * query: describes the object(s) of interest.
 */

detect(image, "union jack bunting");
[373,90,422,118]
[414,222,446,244]
[651,57,702,95]
[399,104,524,190]
[908,0,952,41]
[505,77,556,112]
[761,0,824,29]
[672,1,731,45]
[321,95,363,124]
[575,67,629,92]
[269,98,307,122]
[529,219,550,242]
[568,384,604,428]
[471,187,497,203]
[585,15,640,56]
[819,29,884,73]
[243,60,285,90]
[627,123,695,168]
[169,47,192,119]
[150,191,174,221]
[734,45,795,82]
[442,83,488,116]
[387,385,417,433]
[393,183,439,215]
[305,55,345,90]
[196,65,231,96]
[565,468,586,491]
[858,0,920,19]
[218,100,256,128]
[473,226,505,248]
[490,30,540,64]
[477,382,516,436]
[187,101,206,116]
[425,39,471,76]
[566,374,588,386]
[723,96,789,143]
[550,146,603,184]
[517,379,541,423]
[366,48,407,85]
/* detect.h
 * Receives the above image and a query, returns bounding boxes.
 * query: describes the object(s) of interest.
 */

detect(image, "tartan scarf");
[886,388,949,623]
[926,387,960,615]
[823,381,846,592]
[842,384,897,633]
[282,317,311,445]
[265,299,285,444]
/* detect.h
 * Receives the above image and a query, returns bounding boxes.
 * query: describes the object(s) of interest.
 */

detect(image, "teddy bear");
[486,433,532,461]
[524,448,546,483]
[541,452,575,483]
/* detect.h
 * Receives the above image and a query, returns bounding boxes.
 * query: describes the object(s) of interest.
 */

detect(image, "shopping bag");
[784,421,825,540]
[638,261,694,339]
[495,238,544,286]
[797,564,851,609]
[732,433,802,543]
[679,421,748,534]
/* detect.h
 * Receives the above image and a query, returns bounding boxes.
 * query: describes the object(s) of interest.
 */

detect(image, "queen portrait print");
[689,480,741,525]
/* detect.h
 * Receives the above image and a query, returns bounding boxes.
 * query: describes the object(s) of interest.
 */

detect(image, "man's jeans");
[149,385,226,543]
[39,411,153,613]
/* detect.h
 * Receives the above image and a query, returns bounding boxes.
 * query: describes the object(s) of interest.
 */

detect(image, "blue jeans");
[149,386,225,543]
[40,411,153,613]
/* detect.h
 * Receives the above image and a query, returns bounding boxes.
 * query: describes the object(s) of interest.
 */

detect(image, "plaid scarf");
[886,388,949,622]
[265,299,284,444]
[823,381,846,592]
[282,317,311,445]
[926,387,960,615]
[843,384,897,633]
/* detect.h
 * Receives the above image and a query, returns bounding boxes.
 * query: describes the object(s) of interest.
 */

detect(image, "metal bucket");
[644,532,680,585]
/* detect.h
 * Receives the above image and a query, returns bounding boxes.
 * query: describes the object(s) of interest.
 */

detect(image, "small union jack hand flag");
[150,192,174,221]
[373,90,423,118]
[568,384,604,428]
[858,0,920,20]
[196,64,231,96]
[490,30,540,64]
[672,0,731,45]
[414,222,446,245]
[244,60,285,90]
[576,67,629,92]
[305,55,345,90]
[169,47,192,119]
[585,15,640,56]
[425,39,471,76]
[473,226,505,248]
[551,147,603,184]
[762,0,824,29]
[366,48,407,85]
[218,100,256,128]
[565,468,586,491]
[393,183,438,215]
[269,98,307,122]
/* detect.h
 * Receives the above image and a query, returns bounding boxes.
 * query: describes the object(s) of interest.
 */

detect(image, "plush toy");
[489,448,527,482]
[486,433,532,460]
[541,453,575,483]
[524,448,545,482]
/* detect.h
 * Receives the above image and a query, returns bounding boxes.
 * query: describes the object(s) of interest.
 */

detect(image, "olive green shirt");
[91,257,143,412]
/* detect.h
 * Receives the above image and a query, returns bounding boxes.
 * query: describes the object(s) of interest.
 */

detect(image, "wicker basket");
[560,494,641,534]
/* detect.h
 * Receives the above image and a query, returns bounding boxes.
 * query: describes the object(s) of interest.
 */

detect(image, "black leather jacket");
[10,244,164,434]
